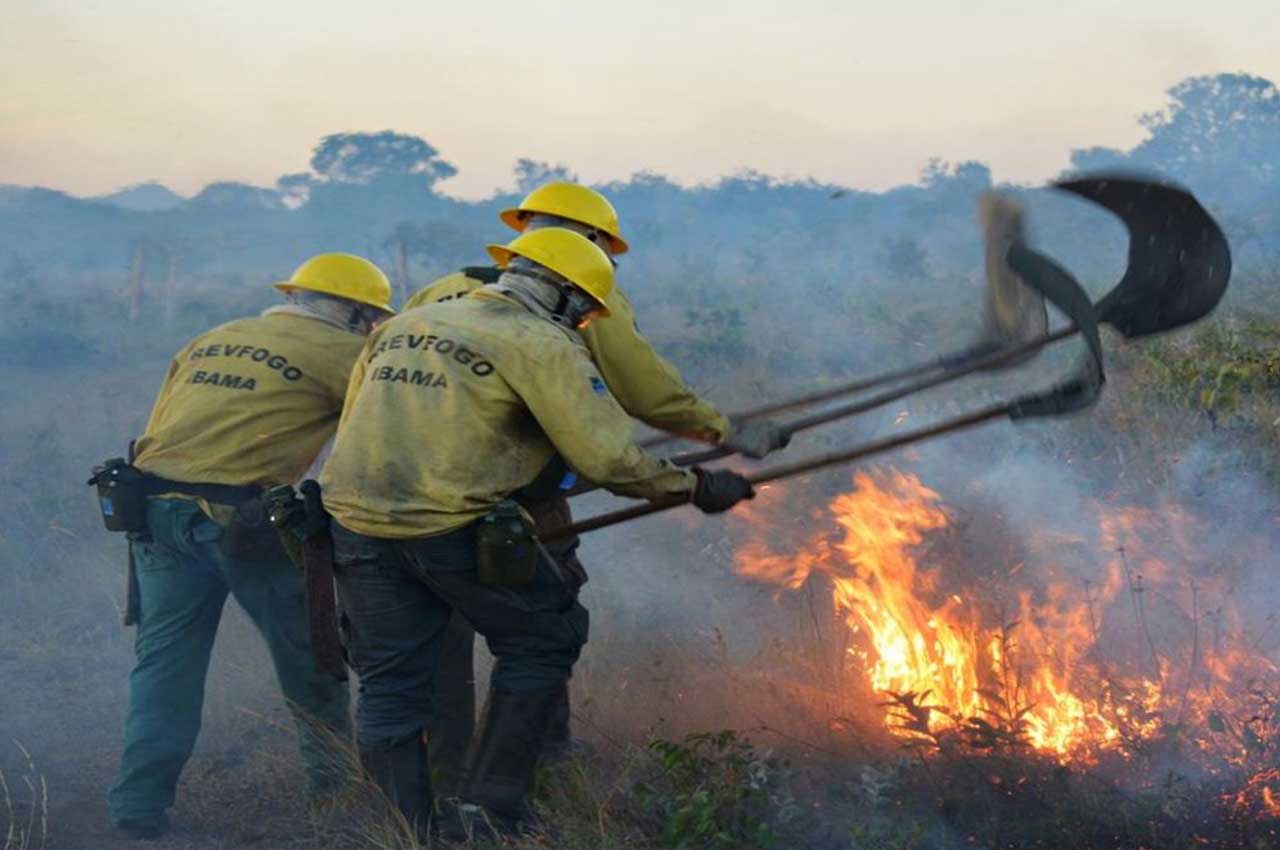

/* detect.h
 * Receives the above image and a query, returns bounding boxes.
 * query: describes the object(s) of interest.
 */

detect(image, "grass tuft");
[1,742,46,850]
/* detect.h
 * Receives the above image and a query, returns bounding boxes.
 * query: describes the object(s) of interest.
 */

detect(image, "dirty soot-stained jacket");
[405,268,729,443]
[320,289,697,539]
[133,312,365,488]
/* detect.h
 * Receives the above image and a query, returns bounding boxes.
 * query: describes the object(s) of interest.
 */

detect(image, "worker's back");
[134,311,364,488]
[407,268,729,442]
[321,291,692,539]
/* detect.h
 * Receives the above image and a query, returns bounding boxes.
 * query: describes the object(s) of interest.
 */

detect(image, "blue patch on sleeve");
[589,376,607,395]
[559,472,579,490]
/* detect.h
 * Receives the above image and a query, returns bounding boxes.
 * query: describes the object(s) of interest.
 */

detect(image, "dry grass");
[1,743,46,850]
[3,291,1278,849]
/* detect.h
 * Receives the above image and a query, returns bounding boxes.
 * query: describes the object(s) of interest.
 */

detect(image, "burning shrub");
[725,466,1280,847]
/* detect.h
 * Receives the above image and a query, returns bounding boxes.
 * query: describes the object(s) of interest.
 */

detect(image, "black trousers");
[332,519,588,749]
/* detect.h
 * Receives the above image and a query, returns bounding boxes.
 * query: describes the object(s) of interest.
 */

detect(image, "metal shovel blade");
[1053,173,1232,338]
[1005,243,1105,419]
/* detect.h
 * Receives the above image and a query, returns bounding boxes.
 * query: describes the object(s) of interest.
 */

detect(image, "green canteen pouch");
[476,500,539,587]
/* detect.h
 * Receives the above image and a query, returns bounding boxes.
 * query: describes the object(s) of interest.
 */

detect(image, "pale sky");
[2,0,1277,199]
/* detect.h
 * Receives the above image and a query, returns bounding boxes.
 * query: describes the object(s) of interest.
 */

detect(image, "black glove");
[690,467,755,514]
[722,418,791,459]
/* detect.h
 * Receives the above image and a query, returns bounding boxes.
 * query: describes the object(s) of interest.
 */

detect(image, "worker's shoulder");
[263,312,363,346]
[426,295,588,364]
[440,294,574,338]
[207,313,364,371]
[180,315,259,353]
[405,266,500,309]
[191,314,258,339]
[408,272,473,307]
[459,265,502,285]
[578,284,641,351]
[601,283,636,315]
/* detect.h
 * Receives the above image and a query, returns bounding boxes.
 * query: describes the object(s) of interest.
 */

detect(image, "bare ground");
[0,601,344,850]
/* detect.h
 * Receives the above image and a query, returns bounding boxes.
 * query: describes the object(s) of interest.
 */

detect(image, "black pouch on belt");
[88,458,150,533]
[476,500,540,588]
[515,455,577,504]
[264,484,307,568]
[220,494,289,561]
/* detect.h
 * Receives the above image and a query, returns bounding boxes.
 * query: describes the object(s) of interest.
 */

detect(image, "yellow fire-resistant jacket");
[404,269,730,443]
[133,312,365,488]
[320,290,697,539]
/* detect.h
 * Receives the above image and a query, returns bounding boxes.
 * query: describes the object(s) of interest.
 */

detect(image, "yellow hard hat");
[499,182,630,255]
[274,253,395,314]
[486,228,613,317]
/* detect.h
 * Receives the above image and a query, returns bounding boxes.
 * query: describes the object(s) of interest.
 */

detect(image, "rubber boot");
[449,686,560,840]
[358,735,433,838]
[539,681,573,764]
[429,611,477,795]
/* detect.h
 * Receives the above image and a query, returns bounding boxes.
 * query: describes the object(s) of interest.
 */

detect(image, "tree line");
[2,73,1277,324]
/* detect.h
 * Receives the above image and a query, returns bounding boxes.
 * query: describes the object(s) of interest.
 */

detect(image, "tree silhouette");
[1064,146,1131,174]
[188,182,283,210]
[920,159,991,192]
[310,131,457,187]
[382,217,483,302]
[513,159,578,193]
[276,172,314,208]
[1137,74,1279,187]
[1069,74,1280,196]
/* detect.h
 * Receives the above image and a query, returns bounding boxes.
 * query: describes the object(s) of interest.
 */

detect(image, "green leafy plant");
[1139,320,1280,420]
[634,730,778,849]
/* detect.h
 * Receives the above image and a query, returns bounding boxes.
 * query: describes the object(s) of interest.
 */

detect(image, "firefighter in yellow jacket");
[105,254,394,840]
[320,228,756,838]
[403,182,790,788]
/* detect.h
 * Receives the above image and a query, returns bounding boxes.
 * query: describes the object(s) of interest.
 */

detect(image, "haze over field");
[3,0,1280,198]
[3,4,1280,845]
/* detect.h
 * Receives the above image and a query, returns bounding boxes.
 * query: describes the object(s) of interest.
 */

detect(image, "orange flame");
[733,469,1274,763]
[1231,769,1280,820]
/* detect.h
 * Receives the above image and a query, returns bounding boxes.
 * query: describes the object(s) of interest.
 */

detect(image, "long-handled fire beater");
[547,173,1232,542]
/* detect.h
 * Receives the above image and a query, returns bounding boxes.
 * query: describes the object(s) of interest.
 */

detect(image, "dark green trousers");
[107,498,351,827]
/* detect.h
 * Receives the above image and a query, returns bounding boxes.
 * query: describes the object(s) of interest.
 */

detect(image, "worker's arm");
[300,326,371,409]
[516,342,697,502]
[335,346,371,432]
[403,270,487,311]
[580,287,730,443]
